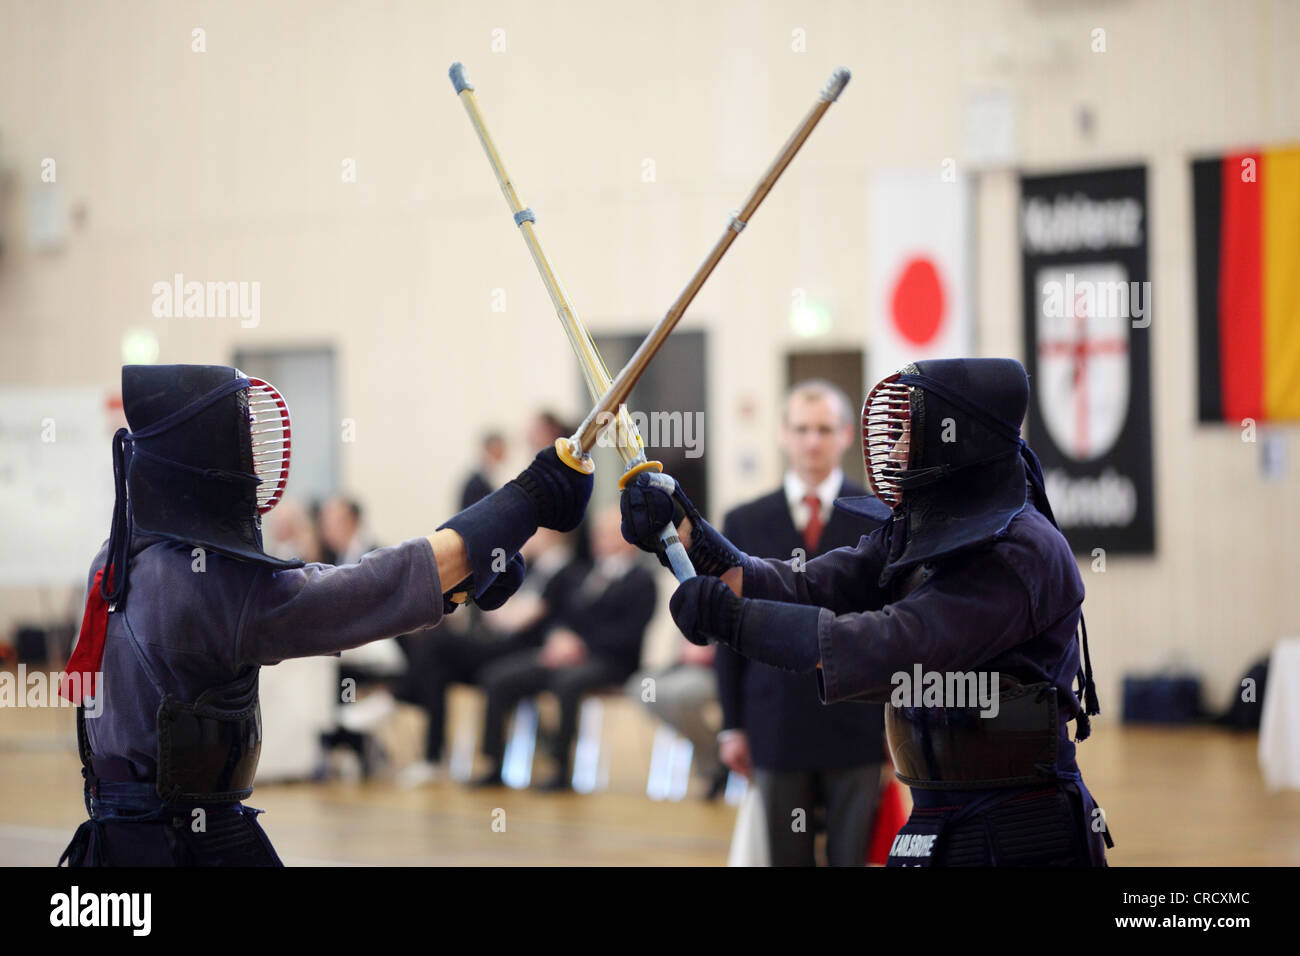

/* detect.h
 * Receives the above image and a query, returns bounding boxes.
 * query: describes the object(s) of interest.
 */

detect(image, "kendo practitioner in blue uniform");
[621,358,1111,866]
[58,364,592,866]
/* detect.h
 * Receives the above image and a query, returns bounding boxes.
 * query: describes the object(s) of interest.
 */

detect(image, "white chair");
[571,695,613,793]
[501,699,539,789]
[448,714,480,783]
[646,724,695,801]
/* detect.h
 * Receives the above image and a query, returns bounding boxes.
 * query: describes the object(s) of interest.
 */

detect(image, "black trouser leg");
[398,632,532,763]
[754,769,818,867]
[394,633,452,762]
[546,660,623,775]
[477,651,551,765]
[821,764,880,867]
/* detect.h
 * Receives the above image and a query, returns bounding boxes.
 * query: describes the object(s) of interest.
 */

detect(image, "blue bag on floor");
[1121,673,1203,724]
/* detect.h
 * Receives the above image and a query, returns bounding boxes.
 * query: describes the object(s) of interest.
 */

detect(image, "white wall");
[1,0,1297,708]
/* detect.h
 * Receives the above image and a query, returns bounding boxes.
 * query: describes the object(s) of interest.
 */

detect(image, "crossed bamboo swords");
[450,61,849,583]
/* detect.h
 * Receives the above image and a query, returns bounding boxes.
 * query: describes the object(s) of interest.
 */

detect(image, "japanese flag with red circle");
[868,172,972,386]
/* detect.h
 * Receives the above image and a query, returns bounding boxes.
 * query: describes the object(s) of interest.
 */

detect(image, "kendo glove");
[440,446,592,600]
[443,552,526,614]
[620,473,747,576]
[474,551,527,610]
[669,576,823,673]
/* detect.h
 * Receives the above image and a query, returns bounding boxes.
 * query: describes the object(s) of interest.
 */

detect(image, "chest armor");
[154,666,262,802]
[79,613,263,804]
[884,561,1059,789]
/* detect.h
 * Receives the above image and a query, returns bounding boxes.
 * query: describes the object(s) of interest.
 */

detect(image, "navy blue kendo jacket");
[83,533,445,781]
[739,500,1088,774]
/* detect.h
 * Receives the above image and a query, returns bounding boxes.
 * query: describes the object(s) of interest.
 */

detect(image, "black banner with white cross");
[1020,165,1155,555]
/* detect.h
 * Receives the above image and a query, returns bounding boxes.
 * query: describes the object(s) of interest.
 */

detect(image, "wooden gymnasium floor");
[1,685,1297,866]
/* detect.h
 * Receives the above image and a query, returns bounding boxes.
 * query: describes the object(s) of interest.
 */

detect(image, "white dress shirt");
[784,467,843,536]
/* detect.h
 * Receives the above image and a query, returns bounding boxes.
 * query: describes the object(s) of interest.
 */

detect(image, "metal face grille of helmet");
[244,376,292,515]
[862,372,912,509]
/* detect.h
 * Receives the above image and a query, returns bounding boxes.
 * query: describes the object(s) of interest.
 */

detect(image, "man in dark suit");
[716,380,889,866]
[473,505,657,791]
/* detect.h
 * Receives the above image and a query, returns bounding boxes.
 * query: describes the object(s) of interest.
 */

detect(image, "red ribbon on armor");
[59,566,111,703]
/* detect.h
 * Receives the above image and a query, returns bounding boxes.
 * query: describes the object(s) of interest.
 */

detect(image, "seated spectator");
[343,527,585,787]
[472,505,657,792]
[627,639,727,800]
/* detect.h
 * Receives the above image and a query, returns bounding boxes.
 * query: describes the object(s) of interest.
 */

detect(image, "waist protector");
[155,667,262,802]
[886,681,1059,789]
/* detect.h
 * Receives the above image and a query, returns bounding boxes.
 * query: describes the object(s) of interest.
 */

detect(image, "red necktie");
[802,493,824,553]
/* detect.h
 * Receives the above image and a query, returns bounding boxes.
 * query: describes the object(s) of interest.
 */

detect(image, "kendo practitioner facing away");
[621,358,1112,866]
[58,364,592,866]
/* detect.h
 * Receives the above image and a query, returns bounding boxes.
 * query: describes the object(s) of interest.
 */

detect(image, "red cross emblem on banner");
[1035,264,1131,462]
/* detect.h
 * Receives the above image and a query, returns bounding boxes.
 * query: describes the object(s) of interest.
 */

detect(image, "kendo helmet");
[858,358,1057,586]
[862,358,1031,511]
[101,365,302,608]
